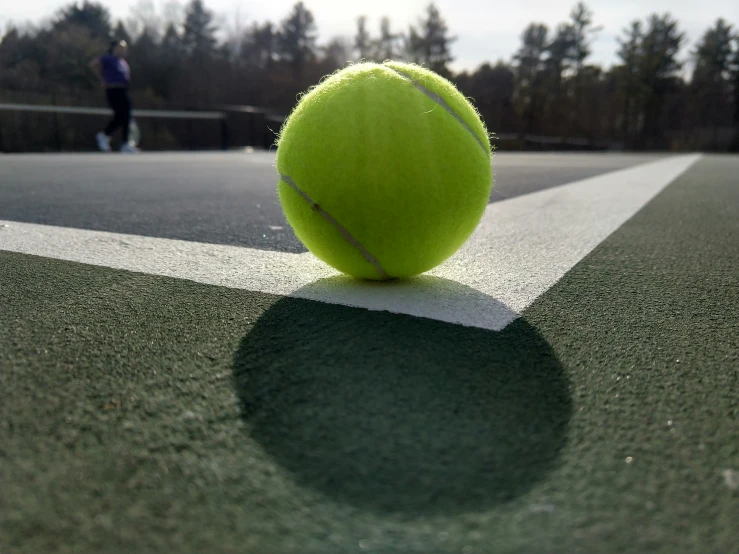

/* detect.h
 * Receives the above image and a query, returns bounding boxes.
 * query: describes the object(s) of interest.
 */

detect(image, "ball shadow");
[232,289,571,516]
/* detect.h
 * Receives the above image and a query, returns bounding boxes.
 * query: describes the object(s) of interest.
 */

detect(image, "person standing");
[89,40,138,153]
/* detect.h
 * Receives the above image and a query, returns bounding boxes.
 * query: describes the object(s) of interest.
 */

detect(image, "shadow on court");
[232,291,572,515]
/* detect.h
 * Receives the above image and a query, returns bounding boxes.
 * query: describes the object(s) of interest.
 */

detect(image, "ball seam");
[384,66,489,156]
[279,174,390,280]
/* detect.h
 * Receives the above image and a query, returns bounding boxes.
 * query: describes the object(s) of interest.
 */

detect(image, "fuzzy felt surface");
[276,61,493,279]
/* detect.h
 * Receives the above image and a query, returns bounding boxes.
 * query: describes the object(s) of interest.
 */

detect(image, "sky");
[2,0,738,71]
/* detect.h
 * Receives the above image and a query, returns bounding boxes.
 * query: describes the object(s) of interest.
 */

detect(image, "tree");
[277,1,318,79]
[639,14,685,147]
[323,37,352,68]
[54,1,111,39]
[564,3,601,137]
[546,24,575,81]
[640,14,684,80]
[459,62,517,133]
[0,27,45,91]
[220,7,248,61]
[148,22,185,101]
[112,21,131,44]
[541,24,575,134]
[354,15,372,60]
[615,21,644,143]
[130,27,170,100]
[617,21,642,69]
[733,35,739,125]
[377,17,402,61]
[569,2,599,75]
[47,2,112,91]
[161,22,183,56]
[693,19,734,81]
[126,0,160,41]
[181,0,217,59]
[241,22,277,69]
[515,23,548,84]
[691,19,735,148]
[407,3,455,77]
[514,23,549,134]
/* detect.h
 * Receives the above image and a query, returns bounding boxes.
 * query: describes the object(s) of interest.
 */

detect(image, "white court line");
[0,154,701,331]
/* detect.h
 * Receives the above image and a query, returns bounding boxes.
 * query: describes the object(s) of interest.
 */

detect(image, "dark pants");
[105,88,131,142]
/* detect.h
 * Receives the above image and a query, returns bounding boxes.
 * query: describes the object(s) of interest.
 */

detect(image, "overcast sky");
[3,0,738,71]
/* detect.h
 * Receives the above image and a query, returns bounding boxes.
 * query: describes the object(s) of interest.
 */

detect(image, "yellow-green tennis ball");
[276,61,493,280]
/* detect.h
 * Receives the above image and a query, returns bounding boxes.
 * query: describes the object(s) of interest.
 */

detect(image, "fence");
[0,102,285,152]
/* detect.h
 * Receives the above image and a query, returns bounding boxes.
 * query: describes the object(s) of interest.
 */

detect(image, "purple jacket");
[100,54,130,86]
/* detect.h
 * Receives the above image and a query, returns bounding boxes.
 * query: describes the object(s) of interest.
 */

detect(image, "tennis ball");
[276,61,492,280]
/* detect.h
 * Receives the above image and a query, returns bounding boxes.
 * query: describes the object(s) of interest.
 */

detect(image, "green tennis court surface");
[1,155,737,553]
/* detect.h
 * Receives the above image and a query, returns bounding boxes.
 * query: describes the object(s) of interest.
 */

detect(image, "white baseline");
[0,154,701,331]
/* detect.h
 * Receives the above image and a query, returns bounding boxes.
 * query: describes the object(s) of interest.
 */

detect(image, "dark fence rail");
[0,101,285,153]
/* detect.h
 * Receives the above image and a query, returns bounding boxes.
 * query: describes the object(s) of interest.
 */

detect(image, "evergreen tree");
[54,1,111,39]
[241,22,277,69]
[112,21,131,44]
[691,19,735,147]
[732,35,739,124]
[407,3,455,77]
[465,62,517,132]
[354,15,372,60]
[546,24,575,81]
[377,17,402,61]
[639,14,685,147]
[569,2,599,74]
[514,23,549,133]
[181,0,217,58]
[615,21,644,143]
[693,19,734,82]
[323,37,352,68]
[560,3,601,137]
[277,2,318,79]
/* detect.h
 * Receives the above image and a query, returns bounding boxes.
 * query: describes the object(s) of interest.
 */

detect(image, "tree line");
[1,0,738,151]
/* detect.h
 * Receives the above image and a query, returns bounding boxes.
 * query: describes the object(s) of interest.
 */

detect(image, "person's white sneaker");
[120,142,140,153]
[96,132,111,152]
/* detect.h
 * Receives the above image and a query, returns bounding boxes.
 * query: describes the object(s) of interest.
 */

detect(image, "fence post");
[51,93,62,151]
[220,114,228,150]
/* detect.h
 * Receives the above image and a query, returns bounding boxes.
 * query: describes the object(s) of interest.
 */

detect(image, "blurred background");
[1,0,737,152]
